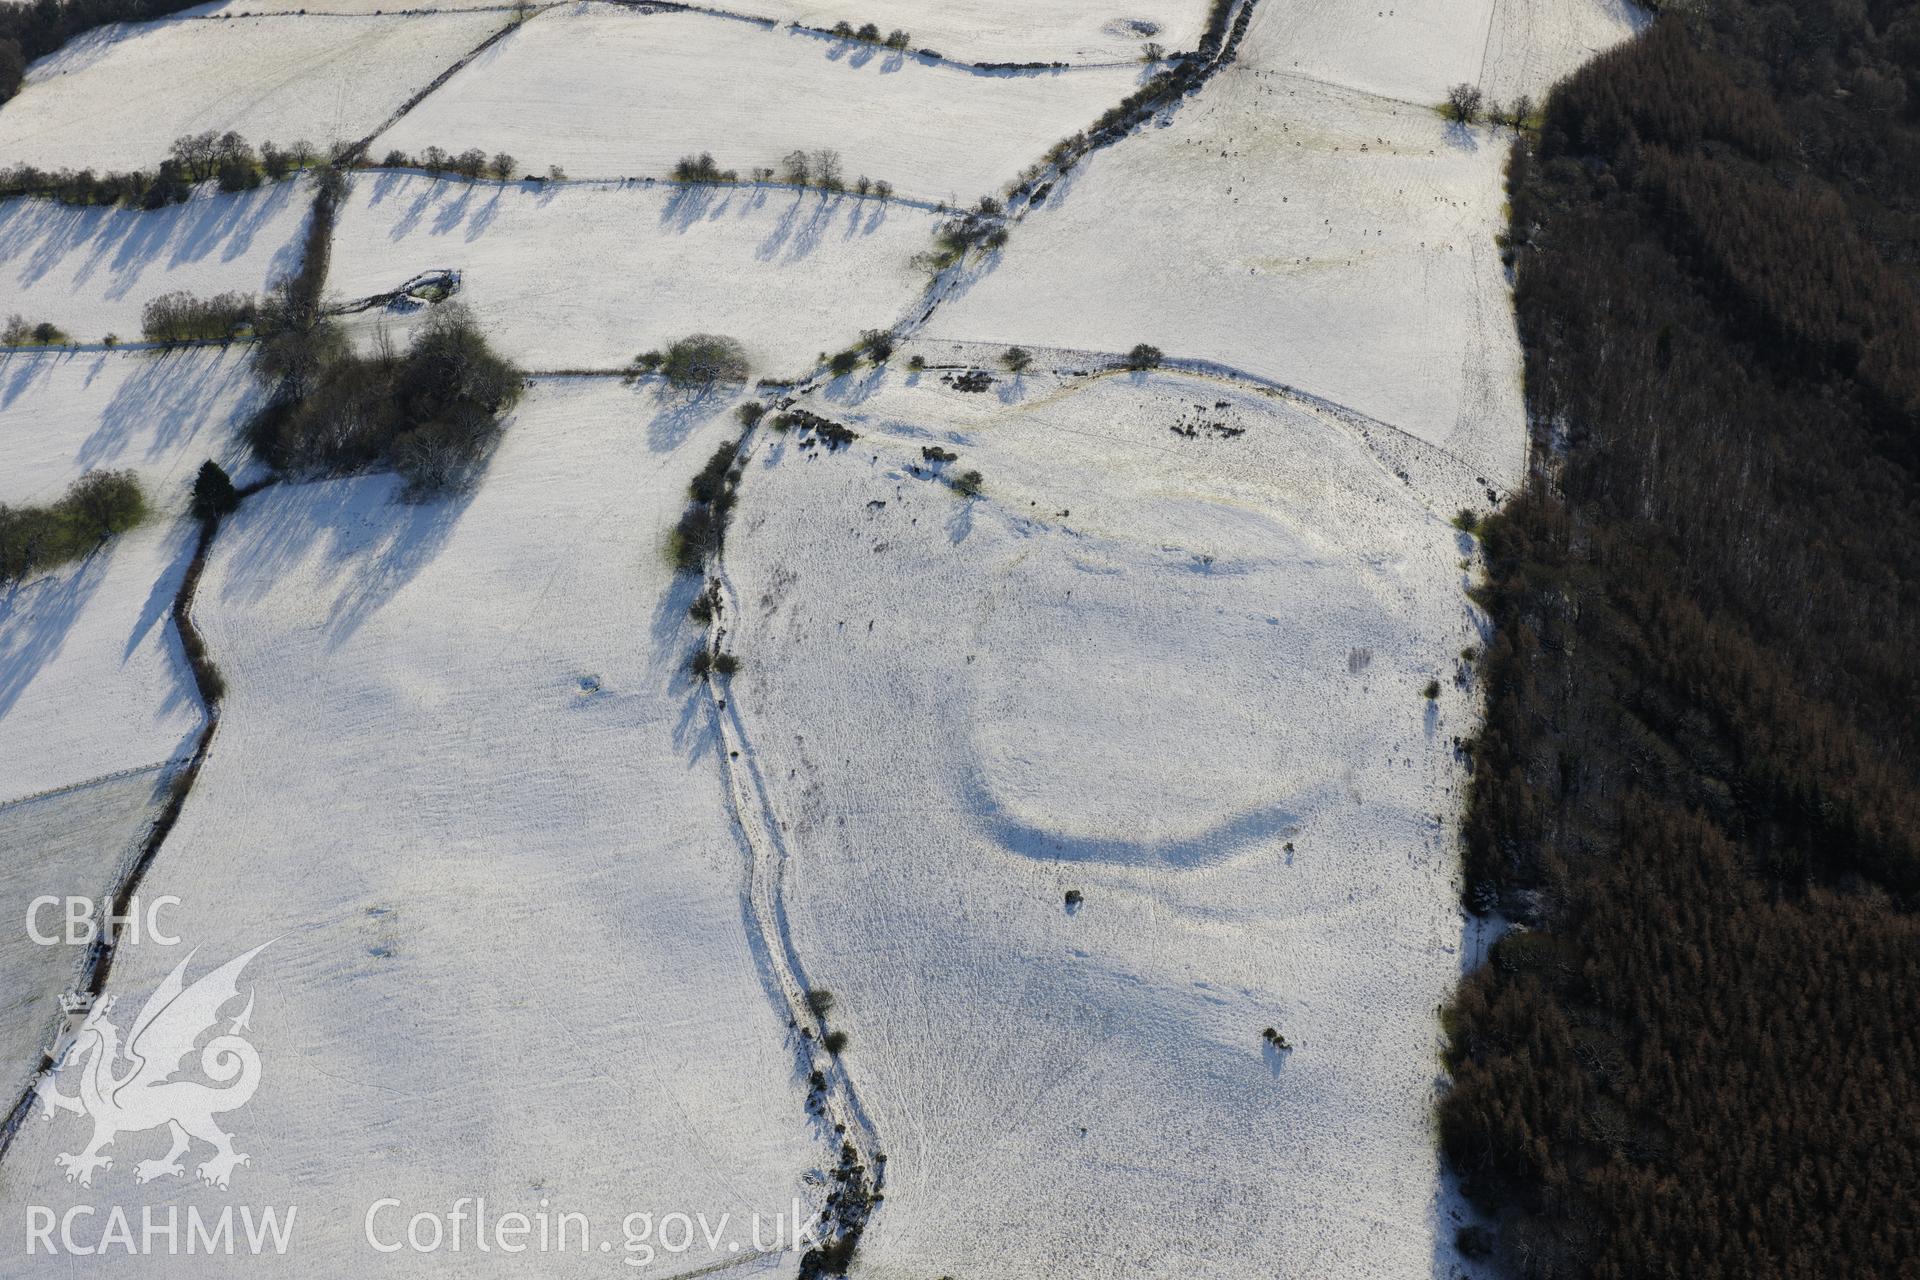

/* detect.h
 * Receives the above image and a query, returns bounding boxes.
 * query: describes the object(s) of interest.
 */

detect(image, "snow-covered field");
[0,0,1644,1271]
[0,349,259,1120]
[1238,0,1644,105]
[328,172,943,374]
[4,379,823,1274]
[0,767,179,1107]
[0,350,261,804]
[926,70,1527,485]
[727,0,1212,64]
[372,3,1146,203]
[716,367,1490,1275]
[0,180,309,345]
[0,12,508,172]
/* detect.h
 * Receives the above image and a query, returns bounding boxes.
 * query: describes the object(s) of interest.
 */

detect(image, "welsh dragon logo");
[36,942,270,1189]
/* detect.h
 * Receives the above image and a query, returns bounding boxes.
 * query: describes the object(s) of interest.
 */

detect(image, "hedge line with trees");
[0,133,315,209]
[0,471,145,583]
[1440,8,1920,1278]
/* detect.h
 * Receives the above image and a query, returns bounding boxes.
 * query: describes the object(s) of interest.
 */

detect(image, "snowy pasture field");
[0,11,509,172]
[0,349,260,803]
[717,368,1491,1275]
[0,0,1648,1269]
[328,172,944,374]
[3,379,824,1274]
[728,0,1213,64]
[0,180,309,345]
[372,3,1147,203]
[0,768,179,1110]
[0,350,258,1122]
[927,71,1527,484]
[1238,0,1645,105]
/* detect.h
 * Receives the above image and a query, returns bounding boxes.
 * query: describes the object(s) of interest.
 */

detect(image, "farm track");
[687,394,886,1269]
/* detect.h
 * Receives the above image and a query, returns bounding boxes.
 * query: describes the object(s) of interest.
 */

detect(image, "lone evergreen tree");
[190,459,239,522]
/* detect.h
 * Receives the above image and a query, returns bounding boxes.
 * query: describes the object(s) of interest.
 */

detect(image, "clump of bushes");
[824,329,895,375]
[690,646,739,679]
[943,369,994,393]
[141,290,257,345]
[1001,346,1032,373]
[249,302,522,494]
[781,148,844,192]
[914,208,1008,271]
[672,152,736,183]
[1,314,69,346]
[688,579,722,623]
[673,438,744,572]
[630,334,751,392]
[0,470,145,583]
[952,469,984,497]
[829,20,909,49]
[771,409,858,451]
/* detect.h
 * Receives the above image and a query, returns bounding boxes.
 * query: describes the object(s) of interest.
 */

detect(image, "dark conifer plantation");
[1443,5,1920,1277]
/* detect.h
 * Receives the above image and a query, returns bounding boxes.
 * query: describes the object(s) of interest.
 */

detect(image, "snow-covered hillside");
[926,70,1527,485]
[328,172,943,375]
[0,11,509,172]
[4,380,824,1275]
[1238,0,1644,105]
[0,348,259,801]
[0,181,309,345]
[0,768,179,1112]
[372,3,1145,203]
[0,0,1642,1273]
[710,366,1493,1276]
[726,0,1213,64]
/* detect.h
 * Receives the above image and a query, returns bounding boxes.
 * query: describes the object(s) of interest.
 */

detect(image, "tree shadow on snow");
[0,551,109,723]
[637,381,736,454]
[81,348,254,473]
[1442,120,1482,154]
[661,183,733,235]
[211,472,472,651]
